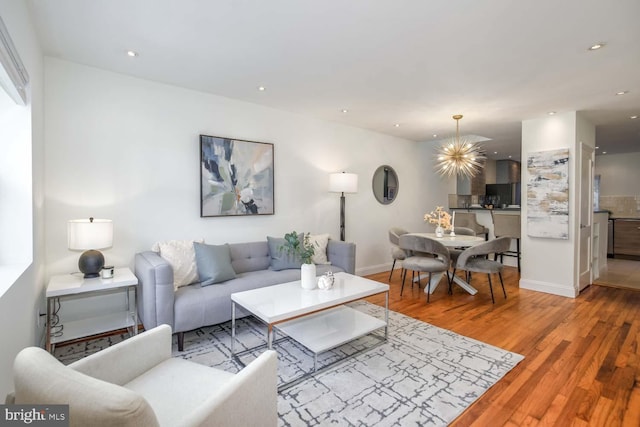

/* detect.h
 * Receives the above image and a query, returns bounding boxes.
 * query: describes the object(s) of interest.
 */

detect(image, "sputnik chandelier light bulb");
[434,114,486,178]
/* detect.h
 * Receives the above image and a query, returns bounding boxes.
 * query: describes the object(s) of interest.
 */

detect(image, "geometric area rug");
[54,302,523,427]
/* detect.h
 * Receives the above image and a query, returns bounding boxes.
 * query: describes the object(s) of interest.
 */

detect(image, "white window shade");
[0,16,29,105]
[329,173,358,193]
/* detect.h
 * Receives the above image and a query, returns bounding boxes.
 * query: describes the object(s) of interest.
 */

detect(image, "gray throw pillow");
[267,236,302,271]
[193,242,236,286]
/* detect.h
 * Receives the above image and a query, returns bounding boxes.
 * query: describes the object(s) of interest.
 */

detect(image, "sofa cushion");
[173,264,345,332]
[267,236,302,270]
[229,241,271,274]
[125,358,233,427]
[193,242,237,286]
[309,234,331,264]
[151,239,203,290]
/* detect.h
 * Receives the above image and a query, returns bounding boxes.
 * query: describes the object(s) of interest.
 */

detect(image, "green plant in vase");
[280,231,317,289]
[279,231,315,264]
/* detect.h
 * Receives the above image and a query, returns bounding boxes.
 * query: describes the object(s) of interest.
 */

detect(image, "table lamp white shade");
[68,218,113,278]
[68,218,113,250]
[329,172,358,194]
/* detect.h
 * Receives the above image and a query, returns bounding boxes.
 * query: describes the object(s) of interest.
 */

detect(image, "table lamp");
[68,218,113,278]
[329,172,358,241]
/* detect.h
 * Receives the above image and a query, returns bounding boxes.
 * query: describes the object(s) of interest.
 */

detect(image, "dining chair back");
[453,236,512,303]
[491,212,521,272]
[399,234,450,302]
[388,227,409,281]
[455,212,489,240]
[448,226,477,264]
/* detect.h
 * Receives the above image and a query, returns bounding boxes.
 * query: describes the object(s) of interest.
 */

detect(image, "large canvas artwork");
[200,135,274,217]
[526,148,569,239]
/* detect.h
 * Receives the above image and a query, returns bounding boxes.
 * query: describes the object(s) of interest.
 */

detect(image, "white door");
[578,142,594,291]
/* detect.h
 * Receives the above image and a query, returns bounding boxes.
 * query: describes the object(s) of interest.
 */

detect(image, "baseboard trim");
[519,278,578,298]
[357,263,393,277]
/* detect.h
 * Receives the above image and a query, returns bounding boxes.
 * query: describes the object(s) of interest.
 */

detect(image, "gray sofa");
[135,239,356,350]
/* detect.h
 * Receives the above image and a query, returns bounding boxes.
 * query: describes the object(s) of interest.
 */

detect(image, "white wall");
[0,0,45,397]
[520,111,595,298]
[595,152,640,195]
[44,58,447,282]
[520,112,576,297]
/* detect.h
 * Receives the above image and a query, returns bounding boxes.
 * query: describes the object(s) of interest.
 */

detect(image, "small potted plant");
[280,231,317,289]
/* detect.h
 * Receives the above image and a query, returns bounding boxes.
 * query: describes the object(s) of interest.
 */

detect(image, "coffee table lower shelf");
[233,305,387,391]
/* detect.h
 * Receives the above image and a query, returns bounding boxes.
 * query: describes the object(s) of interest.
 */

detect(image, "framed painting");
[200,135,274,217]
[526,148,569,239]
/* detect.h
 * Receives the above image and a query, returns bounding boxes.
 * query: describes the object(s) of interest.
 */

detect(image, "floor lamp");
[329,172,358,241]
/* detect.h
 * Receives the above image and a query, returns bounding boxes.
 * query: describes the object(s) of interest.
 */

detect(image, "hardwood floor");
[595,258,640,292]
[363,267,640,426]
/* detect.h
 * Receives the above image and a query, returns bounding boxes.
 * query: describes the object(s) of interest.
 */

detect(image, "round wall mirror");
[372,165,399,205]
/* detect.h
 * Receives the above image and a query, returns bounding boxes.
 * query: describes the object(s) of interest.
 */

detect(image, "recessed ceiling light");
[616,91,629,96]
[126,50,138,57]
[258,86,265,91]
[630,115,638,119]
[508,155,512,158]
[548,111,556,115]
[341,109,348,113]
[433,134,438,138]
[394,123,400,127]
[494,151,498,155]
[595,146,600,149]
[588,43,606,51]
[602,151,607,154]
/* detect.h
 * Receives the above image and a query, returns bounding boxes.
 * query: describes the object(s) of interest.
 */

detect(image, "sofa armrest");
[184,350,278,427]
[327,240,356,274]
[135,251,175,330]
[70,325,173,386]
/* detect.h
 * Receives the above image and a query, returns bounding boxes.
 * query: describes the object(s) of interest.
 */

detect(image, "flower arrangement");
[279,231,316,265]
[424,206,453,230]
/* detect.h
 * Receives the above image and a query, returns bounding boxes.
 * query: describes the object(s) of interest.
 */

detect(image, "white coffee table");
[230,272,389,389]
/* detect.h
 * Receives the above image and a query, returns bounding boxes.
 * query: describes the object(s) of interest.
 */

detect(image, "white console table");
[46,268,138,353]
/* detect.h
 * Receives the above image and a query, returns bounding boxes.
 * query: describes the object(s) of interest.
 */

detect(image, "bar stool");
[491,212,521,272]
[454,212,489,240]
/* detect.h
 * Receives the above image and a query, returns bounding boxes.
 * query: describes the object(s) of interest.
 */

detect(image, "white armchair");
[6,325,278,427]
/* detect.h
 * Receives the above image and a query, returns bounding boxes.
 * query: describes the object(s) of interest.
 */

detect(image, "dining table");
[405,232,485,295]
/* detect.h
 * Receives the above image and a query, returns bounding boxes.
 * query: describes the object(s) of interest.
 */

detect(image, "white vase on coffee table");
[300,263,317,289]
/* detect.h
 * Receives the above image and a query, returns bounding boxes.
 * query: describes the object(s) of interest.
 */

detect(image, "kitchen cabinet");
[496,160,521,184]
[613,219,640,258]
[456,171,486,196]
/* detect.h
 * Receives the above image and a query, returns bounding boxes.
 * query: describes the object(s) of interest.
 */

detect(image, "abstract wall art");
[200,135,274,217]
[526,148,570,239]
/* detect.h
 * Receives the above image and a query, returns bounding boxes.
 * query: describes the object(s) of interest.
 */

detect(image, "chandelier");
[434,115,486,178]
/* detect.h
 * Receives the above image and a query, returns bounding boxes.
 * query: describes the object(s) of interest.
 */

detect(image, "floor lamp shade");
[68,218,113,278]
[329,173,358,194]
[329,172,358,241]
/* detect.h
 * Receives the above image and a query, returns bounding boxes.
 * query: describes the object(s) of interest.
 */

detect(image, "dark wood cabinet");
[614,219,640,257]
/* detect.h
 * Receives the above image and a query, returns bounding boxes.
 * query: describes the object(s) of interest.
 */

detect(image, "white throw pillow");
[151,239,204,290]
[309,234,331,265]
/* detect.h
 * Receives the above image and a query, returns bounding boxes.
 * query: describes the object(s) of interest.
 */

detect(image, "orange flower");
[423,206,453,230]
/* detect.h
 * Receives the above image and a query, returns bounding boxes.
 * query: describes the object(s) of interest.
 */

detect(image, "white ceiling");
[27,0,640,160]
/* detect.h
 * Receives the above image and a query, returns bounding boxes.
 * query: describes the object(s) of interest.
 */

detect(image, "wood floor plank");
[364,266,640,426]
